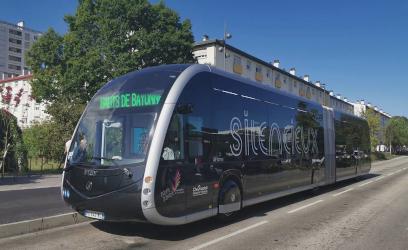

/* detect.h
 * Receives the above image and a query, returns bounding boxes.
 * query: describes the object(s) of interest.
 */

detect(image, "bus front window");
[68,111,155,168]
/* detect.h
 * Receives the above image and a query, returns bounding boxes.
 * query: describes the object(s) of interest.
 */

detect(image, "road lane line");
[190,220,268,250]
[375,176,385,181]
[387,172,396,176]
[287,200,324,214]
[333,188,354,197]
[358,180,374,187]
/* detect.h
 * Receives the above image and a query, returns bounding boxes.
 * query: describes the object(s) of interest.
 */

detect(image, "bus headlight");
[143,188,151,195]
[144,176,153,183]
[142,200,151,207]
[63,189,70,198]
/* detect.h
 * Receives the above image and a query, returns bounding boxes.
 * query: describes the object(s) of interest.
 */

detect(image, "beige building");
[329,92,354,115]
[193,39,355,115]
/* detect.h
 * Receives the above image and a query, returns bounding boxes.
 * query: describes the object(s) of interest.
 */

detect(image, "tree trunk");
[0,143,10,176]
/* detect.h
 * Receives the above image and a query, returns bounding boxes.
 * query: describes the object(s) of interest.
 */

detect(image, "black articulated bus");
[62,64,371,225]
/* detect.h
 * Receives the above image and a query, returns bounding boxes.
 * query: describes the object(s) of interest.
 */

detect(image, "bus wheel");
[217,180,241,221]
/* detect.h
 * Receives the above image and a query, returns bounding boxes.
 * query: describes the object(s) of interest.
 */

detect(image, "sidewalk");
[0,174,61,192]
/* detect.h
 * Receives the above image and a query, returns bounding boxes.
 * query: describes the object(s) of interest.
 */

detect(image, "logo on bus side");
[160,168,184,202]
[229,111,319,157]
[192,185,208,197]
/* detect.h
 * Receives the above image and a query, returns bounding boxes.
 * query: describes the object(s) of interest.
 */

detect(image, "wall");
[0,76,49,128]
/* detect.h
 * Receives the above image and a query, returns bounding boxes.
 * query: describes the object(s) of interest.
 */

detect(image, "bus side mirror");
[176,104,193,114]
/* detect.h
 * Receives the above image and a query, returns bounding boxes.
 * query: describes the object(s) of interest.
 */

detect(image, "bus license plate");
[84,210,105,220]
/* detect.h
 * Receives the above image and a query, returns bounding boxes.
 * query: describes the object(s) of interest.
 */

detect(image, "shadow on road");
[91,173,380,241]
[0,175,53,186]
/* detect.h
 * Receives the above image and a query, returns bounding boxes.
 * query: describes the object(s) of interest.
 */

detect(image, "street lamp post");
[223,24,232,71]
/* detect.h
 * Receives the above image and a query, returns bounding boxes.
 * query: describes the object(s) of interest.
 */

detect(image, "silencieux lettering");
[230,111,319,157]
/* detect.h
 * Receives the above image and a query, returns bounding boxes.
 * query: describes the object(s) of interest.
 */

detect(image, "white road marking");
[358,180,374,187]
[395,169,402,173]
[190,220,268,250]
[287,200,324,214]
[333,188,354,197]
[376,176,385,181]
[387,172,396,176]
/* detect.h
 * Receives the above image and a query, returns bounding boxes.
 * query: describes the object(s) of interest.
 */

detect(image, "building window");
[24,33,30,40]
[9,55,22,62]
[34,36,38,40]
[8,64,21,70]
[233,55,243,74]
[266,70,271,78]
[246,60,251,70]
[24,42,30,49]
[9,47,22,53]
[299,84,305,97]
[255,65,263,81]
[305,87,311,99]
[9,38,22,45]
[294,81,297,88]
[275,74,282,89]
[9,29,22,36]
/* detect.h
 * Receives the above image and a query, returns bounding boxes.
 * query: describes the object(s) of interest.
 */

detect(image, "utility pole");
[223,22,232,71]
[389,132,392,155]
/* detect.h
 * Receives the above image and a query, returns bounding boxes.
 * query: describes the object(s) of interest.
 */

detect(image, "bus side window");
[186,115,205,163]
[162,113,184,161]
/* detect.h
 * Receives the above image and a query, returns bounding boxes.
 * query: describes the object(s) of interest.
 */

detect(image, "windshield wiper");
[91,156,121,166]
[91,156,118,161]
[64,161,95,171]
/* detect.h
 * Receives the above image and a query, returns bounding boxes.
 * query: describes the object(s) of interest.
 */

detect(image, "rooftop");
[0,74,33,84]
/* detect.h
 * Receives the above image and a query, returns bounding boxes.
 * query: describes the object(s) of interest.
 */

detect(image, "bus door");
[155,113,187,218]
[183,115,216,214]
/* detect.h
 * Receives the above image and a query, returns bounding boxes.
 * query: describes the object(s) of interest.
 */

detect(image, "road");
[0,175,71,224]
[0,187,72,224]
[1,157,408,250]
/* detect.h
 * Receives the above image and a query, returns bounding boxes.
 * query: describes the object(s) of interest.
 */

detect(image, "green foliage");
[23,100,86,165]
[362,108,381,151]
[25,28,64,102]
[385,116,408,147]
[24,0,194,166]
[26,0,195,104]
[0,110,27,172]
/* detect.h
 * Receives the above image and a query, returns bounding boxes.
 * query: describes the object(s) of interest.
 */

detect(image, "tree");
[26,0,195,104]
[385,116,408,152]
[362,108,381,151]
[0,85,27,174]
[25,0,195,164]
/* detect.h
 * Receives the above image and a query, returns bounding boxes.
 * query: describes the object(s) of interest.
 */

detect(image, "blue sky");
[2,0,407,117]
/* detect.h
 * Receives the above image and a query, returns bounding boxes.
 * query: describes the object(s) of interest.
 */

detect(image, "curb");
[0,212,93,239]
[372,156,405,166]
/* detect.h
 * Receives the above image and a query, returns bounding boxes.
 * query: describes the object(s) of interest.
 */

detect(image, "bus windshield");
[67,65,189,168]
[68,109,156,167]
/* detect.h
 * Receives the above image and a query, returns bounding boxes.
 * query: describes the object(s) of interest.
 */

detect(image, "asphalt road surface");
[1,156,408,250]
[0,187,72,224]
